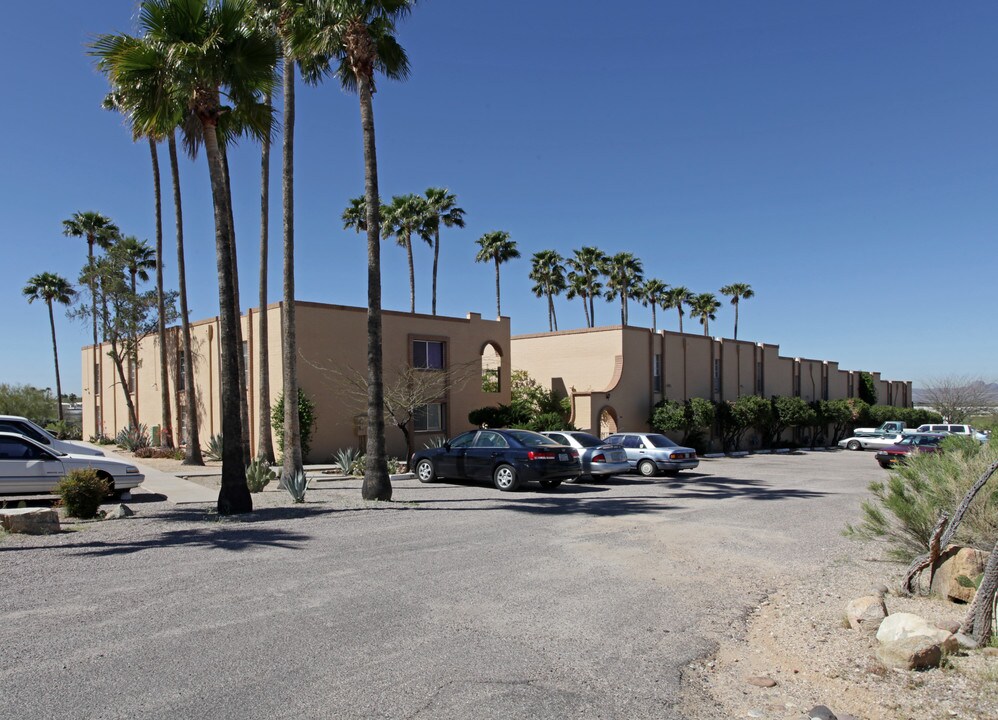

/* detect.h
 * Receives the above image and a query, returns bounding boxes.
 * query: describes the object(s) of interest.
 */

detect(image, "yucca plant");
[280,468,310,503]
[203,433,223,462]
[246,457,276,493]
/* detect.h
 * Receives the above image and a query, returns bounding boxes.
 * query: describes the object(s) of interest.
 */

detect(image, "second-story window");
[653,354,662,393]
[413,340,445,370]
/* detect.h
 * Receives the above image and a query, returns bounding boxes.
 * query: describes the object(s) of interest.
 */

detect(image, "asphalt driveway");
[1,450,885,719]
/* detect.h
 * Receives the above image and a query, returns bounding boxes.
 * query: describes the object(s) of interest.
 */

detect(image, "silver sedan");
[541,431,631,480]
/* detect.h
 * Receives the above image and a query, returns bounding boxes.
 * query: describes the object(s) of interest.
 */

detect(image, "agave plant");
[280,468,310,503]
[202,433,223,461]
[423,436,447,449]
[115,424,150,452]
[245,457,276,493]
[333,447,361,476]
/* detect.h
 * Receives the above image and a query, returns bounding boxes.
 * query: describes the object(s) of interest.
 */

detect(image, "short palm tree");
[303,0,415,502]
[475,231,520,319]
[529,250,566,332]
[662,286,692,333]
[568,246,607,327]
[690,292,721,336]
[601,252,644,326]
[638,278,668,333]
[342,195,373,233]
[381,193,429,313]
[422,187,465,316]
[114,236,156,296]
[720,283,754,340]
[23,274,76,422]
[62,212,119,355]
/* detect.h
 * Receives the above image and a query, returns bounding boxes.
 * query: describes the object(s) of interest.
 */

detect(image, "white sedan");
[838,433,903,451]
[0,432,143,497]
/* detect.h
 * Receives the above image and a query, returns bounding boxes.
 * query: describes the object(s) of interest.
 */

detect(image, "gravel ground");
[2,450,995,719]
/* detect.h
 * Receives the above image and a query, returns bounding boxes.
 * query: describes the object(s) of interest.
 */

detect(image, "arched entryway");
[598,406,618,438]
[480,341,502,393]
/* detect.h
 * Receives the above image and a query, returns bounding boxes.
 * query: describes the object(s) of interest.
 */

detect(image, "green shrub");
[115,424,150,452]
[845,439,998,561]
[56,469,109,519]
[0,383,58,425]
[134,447,183,459]
[271,388,317,461]
[650,398,714,447]
[46,420,82,440]
[858,371,878,405]
[246,457,276,493]
[203,433,223,461]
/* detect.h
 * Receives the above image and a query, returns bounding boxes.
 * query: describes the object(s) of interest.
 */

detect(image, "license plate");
[558,453,568,461]
[611,452,625,461]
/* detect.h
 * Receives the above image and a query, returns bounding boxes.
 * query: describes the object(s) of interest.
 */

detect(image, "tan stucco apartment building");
[511,325,911,442]
[82,302,510,461]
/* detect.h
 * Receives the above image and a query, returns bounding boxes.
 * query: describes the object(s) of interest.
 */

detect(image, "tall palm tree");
[567,246,607,327]
[422,187,465,316]
[95,0,277,515]
[304,0,415,501]
[381,193,429,313]
[662,286,692,333]
[565,270,591,328]
[690,292,721,336]
[529,250,566,332]
[600,251,644,326]
[475,231,520,319]
[637,278,668,333]
[720,282,754,341]
[62,212,119,367]
[23,274,76,422]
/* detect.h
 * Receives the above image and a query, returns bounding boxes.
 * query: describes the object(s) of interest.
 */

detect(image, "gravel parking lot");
[2,450,894,719]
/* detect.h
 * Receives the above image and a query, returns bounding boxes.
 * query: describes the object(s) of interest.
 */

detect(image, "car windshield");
[897,437,917,446]
[506,429,560,446]
[570,433,604,448]
[645,434,678,448]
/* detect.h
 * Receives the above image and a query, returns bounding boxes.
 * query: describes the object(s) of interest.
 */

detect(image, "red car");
[875,433,947,468]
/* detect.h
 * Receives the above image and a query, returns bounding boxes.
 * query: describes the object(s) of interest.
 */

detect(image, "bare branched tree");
[918,375,998,423]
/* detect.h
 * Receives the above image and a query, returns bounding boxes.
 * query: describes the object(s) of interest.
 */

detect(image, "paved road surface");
[1,450,883,719]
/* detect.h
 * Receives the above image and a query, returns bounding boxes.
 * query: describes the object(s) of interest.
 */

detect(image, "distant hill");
[913,381,998,406]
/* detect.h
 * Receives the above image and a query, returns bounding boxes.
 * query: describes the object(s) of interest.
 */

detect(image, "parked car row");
[411,429,700,492]
[874,433,947,469]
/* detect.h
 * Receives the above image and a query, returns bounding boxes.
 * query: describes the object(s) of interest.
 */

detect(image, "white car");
[0,415,104,456]
[916,424,988,443]
[540,431,631,480]
[0,431,143,497]
[838,433,903,451]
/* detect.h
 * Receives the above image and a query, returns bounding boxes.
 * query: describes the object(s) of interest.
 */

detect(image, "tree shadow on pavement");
[656,475,829,502]
[68,524,312,557]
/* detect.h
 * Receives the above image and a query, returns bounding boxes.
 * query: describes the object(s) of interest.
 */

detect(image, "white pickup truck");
[852,421,909,438]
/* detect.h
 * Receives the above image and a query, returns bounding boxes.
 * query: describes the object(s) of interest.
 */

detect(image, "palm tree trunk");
[168,133,203,465]
[47,300,64,422]
[281,54,303,480]
[219,141,252,462]
[358,73,391,502]
[202,117,250,515]
[432,229,440,315]
[150,138,174,448]
[406,232,415,313]
[551,293,558,331]
[547,293,554,332]
[589,293,595,328]
[257,93,275,464]
[734,302,740,341]
[620,295,626,326]
[581,293,590,328]
[494,258,501,319]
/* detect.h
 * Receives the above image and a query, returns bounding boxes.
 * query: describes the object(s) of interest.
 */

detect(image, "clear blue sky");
[3,1,996,394]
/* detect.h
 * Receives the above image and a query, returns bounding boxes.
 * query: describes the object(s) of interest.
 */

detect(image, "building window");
[756,361,764,396]
[413,340,445,370]
[653,354,662,393]
[414,402,444,432]
[822,374,829,401]
[481,342,501,393]
[793,373,801,397]
[94,363,101,396]
[95,404,102,434]
[177,350,186,392]
[128,357,136,393]
[712,358,721,396]
[242,341,250,387]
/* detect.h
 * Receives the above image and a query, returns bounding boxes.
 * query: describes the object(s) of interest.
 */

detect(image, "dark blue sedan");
[411,428,581,491]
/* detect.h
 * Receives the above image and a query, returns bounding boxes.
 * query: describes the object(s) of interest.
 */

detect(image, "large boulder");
[876,612,958,654]
[0,508,60,535]
[930,545,990,603]
[876,636,943,670]
[846,595,888,633]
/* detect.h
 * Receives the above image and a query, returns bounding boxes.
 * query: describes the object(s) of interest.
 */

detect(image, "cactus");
[280,468,311,503]
[245,457,276,493]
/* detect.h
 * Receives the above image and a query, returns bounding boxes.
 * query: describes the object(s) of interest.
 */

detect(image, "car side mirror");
[443,442,451,451]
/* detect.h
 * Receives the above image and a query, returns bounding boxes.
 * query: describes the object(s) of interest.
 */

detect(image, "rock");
[837,714,860,720]
[876,635,943,670]
[806,706,838,720]
[876,612,958,653]
[746,675,777,687]
[846,595,888,632]
[104,504,134,520]
[0,508,60,535]
[935,620,961,634]
[930,545,990,603]
[872,583,890,597]
[981,647,998,658]
[954,632,978,649]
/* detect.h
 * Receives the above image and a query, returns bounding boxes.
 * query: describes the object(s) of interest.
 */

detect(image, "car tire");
[415,459,436,484]
[847,440,861,451]
[637,460,659,477]
[878,461,891,469]
[493,464,520,492]
[539,479,562,490]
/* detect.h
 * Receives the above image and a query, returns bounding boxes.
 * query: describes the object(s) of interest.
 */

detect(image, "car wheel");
[415,459,436,484]
[493,464,520,492]
[878,461,891,469]
[539,479,562,490]
[847,440,861,451]
[637,460,659,477]
[97,472,116,498]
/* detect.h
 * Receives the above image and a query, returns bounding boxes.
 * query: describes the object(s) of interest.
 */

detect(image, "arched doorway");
[480,341,502,393]
[598,406,618,438]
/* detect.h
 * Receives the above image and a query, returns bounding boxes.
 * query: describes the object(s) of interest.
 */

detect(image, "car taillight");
[669,452,683,460]
[591,453,605,463]
[528,450,556,460]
